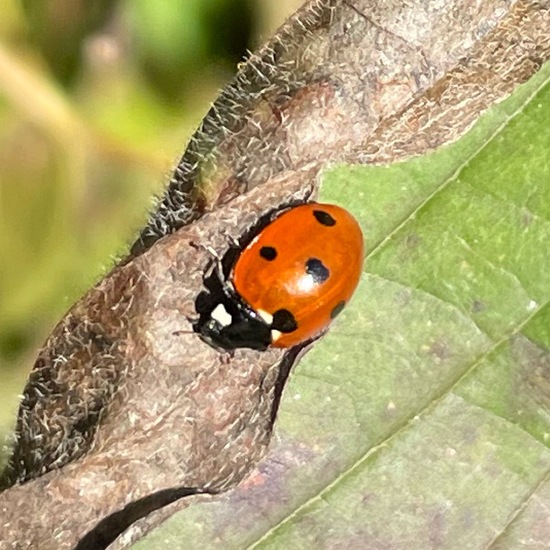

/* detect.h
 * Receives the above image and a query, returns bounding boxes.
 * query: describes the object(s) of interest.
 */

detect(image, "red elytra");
[231,202,364,347]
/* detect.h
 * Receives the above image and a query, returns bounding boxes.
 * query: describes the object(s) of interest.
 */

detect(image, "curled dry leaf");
[0,171,316,549]
[1,0,550,549]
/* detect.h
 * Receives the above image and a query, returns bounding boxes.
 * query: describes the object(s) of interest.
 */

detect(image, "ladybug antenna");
[172,329,195,336]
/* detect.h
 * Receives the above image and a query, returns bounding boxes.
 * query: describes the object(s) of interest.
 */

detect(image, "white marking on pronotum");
[271,330,282,342]
[257,309,273,324]
[211,304,232,327]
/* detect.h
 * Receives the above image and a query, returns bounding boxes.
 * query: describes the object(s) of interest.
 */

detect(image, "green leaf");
[134,63,550,549]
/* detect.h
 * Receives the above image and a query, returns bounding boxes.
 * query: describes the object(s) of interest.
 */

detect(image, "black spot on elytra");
[330,300,346,319]
[272,309,298,333]
[306,258,330,284]
[313,210,336,227]
[260,246,277,261]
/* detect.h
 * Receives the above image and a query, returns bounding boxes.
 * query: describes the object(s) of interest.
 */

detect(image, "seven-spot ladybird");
[194,203,364,351]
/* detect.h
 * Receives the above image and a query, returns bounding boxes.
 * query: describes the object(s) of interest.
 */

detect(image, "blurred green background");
[0,0,302,450]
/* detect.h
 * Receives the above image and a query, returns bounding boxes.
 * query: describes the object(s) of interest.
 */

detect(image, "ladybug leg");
[189,240,223,268]
[218,230,240,249]
[303,186,316,203]
[219,349,235,363]
[202,245,234,290]
[182,309,201,328]
[203,244,222,266]
[208,249,226,287]
[208,251,236,300]
[198,244,228,291]
[172,328,194,336]
[200,244,239,301]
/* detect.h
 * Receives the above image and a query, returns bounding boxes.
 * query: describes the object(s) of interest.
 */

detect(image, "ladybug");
[194,202,364,351]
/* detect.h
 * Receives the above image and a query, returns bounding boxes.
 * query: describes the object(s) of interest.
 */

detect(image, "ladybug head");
[193,266,274,351]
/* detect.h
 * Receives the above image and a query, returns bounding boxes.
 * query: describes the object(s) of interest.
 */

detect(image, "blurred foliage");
[0,0,303,447]
[21,0,117,86]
